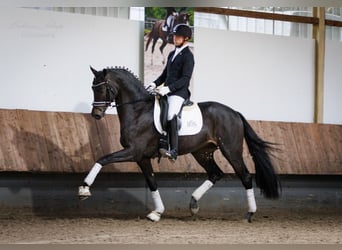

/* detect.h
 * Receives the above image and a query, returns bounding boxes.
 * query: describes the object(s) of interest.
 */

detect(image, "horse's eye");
[92,86,103,93]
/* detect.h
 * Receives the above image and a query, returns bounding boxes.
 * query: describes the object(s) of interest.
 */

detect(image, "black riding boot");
[165,116,178,161]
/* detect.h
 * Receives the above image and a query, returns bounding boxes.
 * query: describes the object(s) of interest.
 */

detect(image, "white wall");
[324,40,342,124]
[1,8,341,124]
[0,8,143,113]
[194,27,316,122]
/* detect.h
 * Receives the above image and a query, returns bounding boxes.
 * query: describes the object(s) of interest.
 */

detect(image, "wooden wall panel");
[0,109,341,175]
[71,113,94,172]
[0,110,21,171]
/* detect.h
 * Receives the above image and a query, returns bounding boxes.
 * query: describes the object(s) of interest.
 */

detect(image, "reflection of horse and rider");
[145,7,191,65]
[162,7,177,33]
[162,7,189,41]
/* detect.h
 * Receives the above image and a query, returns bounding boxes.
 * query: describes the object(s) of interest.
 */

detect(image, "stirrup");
[159,137,168,157]
[159,148,168,158]
[165,150,177,161]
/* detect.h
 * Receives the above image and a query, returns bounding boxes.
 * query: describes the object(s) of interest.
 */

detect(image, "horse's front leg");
[159,40,168,65]
[137,158,165,222]
[78,148,135,200]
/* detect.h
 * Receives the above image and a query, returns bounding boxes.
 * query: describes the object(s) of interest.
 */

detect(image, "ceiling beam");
[313,7,326,123]
[195,7,342,27]
[195,7,319,24]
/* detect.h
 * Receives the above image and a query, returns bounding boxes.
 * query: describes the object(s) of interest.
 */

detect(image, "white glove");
[156,86,170,96]
[144,82,156,94]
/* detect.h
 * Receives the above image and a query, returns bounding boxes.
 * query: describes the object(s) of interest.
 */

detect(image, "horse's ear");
[90,66,98,76]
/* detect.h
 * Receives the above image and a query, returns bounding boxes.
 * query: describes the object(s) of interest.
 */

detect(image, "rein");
[103,98,152,108]
[92,80,152,108]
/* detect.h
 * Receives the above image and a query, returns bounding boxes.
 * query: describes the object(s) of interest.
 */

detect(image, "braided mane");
[106,66,142,84]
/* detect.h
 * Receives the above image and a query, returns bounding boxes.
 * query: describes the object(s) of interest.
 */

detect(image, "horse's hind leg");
[137,158,165,222]
[190,146,224,215]
[219,143,256,222]
[145,32,152,51]
[150,38,159,65]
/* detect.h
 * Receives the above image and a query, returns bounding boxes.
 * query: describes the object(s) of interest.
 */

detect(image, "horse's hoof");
[78,186,91,200]
[79,196,89,201]
[245,212,254,223]
[146,211,161,222]
[189,196,199,215]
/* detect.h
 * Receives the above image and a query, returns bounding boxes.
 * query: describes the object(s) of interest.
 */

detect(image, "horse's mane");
[105,66,150,98]
[106,66,143,85]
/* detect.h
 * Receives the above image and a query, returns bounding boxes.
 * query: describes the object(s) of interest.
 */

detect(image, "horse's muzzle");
[91,108,105,120]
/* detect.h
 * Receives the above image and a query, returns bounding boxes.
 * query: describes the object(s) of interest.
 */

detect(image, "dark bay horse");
[78,66,281,222]
[145,11,191,65]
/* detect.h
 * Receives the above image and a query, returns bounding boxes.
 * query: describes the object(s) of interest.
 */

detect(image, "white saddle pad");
[153,97,203,136]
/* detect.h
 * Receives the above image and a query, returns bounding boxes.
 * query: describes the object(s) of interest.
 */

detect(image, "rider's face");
[173,35,187,47]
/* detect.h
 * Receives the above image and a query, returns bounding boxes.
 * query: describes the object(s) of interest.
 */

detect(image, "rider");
[145,24,194,161]
[162,7,177,32]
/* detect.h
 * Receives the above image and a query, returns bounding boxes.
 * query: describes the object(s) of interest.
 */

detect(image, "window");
[195,7,342,41]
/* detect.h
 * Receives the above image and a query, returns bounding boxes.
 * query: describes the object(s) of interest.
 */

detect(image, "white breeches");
[167,95,185,120]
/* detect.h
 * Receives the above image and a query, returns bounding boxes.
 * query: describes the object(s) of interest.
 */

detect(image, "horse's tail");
[238,112,281,199]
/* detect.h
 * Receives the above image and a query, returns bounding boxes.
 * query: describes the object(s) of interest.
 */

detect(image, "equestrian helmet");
[172,24,192,39]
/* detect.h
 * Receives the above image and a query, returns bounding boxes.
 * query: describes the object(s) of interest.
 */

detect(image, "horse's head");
[176,11,191,26]
[90,66,117,120]
[89,66,151,120]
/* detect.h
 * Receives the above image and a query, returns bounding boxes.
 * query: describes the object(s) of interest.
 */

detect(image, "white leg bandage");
[151,190,165,214]
[84,163,102,186]
[246,188,257,213]
[192,180,214,201]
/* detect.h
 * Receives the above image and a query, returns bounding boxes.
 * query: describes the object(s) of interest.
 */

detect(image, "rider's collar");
[175,43,188,50]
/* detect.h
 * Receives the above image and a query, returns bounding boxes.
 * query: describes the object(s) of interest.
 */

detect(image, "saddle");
[154,96,202,136]
[159,96,193,132]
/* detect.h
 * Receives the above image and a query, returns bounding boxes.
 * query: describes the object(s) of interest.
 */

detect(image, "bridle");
[92,79,153,109]
[92,80,116,108]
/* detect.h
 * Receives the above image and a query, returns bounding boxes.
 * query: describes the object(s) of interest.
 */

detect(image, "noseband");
[92,80,116,108]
